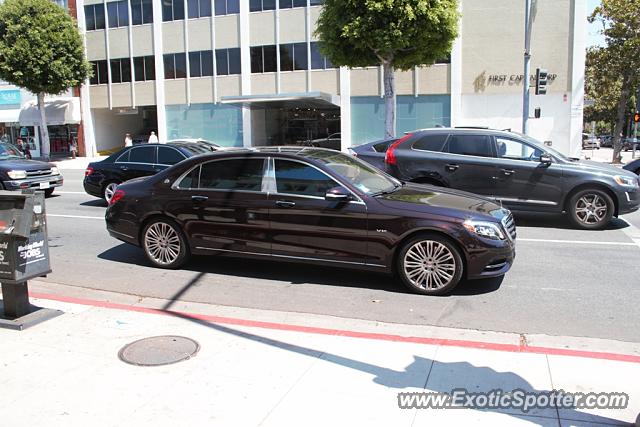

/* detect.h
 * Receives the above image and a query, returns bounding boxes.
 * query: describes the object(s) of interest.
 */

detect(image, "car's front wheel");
[396,234,464,295]
[568,189,614,230]
[142,218,189,269]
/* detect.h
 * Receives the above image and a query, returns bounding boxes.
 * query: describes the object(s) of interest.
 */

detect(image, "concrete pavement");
[1,282,639,427]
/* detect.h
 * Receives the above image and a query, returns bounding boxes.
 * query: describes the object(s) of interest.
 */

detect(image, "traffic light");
[535,68,548,95]
[635,112,640,123]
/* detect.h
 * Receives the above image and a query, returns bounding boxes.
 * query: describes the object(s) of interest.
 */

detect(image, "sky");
[587,0,605,47]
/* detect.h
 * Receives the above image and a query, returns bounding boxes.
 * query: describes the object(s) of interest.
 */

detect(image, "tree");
[315,0,459,139]
[589,0,640,163]
[0,0,91,160]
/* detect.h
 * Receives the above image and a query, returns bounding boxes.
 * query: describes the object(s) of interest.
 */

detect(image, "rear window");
[445,134,494,158]
[199,158,264,192]
[412,134,448,152]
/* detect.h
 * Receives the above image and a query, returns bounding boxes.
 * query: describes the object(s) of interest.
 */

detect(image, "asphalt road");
[41,169,640,343]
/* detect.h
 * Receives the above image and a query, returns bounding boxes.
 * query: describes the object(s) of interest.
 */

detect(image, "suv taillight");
[109,189,125,206]
[384,134,413,165]
[84,166,94,177]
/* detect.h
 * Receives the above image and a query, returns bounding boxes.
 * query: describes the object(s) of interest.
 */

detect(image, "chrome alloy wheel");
[104,182,119,203]
[574,194,608,225]
[144,222,181,265]
[403,240,456,290]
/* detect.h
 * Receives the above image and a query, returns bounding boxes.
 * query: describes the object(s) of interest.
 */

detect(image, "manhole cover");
[118,336,200,366]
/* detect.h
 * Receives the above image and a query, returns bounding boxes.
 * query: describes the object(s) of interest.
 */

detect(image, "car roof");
[406,127,520,138]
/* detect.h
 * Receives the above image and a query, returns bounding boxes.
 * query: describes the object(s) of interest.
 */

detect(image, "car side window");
[412,134,448,152]
[199,159,264,192]
[274,160,339,198]
[115,149,130,163]
[158,146,186,165]
[177,166,200,189]
[445,135,494,158]
[495,137,543,161]
[129,146,156,163]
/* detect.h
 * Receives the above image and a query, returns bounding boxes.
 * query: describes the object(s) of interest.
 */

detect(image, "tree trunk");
[611,73,632,164]
[383,61,396,139]
[37,92,51,161]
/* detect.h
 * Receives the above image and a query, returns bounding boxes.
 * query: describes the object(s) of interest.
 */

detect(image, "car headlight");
[614,175,638,188]
[463,219,506,240]
[7,170,27,180]
[50,166,60,176]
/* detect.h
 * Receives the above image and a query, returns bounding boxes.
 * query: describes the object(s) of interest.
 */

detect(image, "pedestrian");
[148,131,158,144]
[17,138,32,159]
[124,133,133,147]
[69,139,78,159]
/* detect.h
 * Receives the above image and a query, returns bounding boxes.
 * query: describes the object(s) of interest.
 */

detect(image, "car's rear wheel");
[568,189,614,230]
[142,218,189,269]
[103,182,120,203]
[44,188,54,197]
[396,234,464,295]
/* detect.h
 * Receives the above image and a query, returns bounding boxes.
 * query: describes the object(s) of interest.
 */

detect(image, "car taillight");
[84,166,94,177]
[109,189,125,206]
[384,134,413,165]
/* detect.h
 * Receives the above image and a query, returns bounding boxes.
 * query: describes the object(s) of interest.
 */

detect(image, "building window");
[214,0,239,15]
[189,50,214,77]
[110,58,132,83]
[107,0,129,28]
[310,42,334,70]
[251,45,277,73]
[280,42,307,71]
[279,0,308,8]
[215,48,241,75]
[130,0,153,24]
[90,60,109,85]
[164,53,187,79]
[309,0,324,5]
[162,0,185,21]
[250,0,275,12]
[187,0,212,18]
[84,4,106,31]
[134,55,156,81]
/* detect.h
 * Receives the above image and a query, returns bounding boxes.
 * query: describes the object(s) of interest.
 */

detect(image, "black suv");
[84,141,216,203]
[352,128,640,230]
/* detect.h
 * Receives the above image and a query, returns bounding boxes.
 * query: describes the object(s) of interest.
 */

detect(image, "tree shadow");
[513,212,630,231]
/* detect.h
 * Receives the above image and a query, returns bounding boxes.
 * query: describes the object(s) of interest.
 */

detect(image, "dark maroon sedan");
[105,147,516,295]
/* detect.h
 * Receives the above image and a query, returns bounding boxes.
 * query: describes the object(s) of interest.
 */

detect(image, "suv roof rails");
[454,126,490,129]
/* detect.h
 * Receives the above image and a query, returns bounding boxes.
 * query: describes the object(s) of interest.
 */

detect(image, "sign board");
[0,90,21,106]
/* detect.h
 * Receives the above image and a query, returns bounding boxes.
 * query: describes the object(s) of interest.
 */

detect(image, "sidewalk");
[581,147,638,165]
[49,155,107,170]
[1,282,639,427]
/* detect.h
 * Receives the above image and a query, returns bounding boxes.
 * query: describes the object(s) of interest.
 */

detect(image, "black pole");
[1,282,31,319]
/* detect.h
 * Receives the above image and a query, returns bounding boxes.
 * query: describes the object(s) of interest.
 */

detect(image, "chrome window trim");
[171,156,267,193]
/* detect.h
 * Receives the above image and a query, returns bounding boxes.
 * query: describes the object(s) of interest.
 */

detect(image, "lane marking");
[518,238,637,246]
[54,191,87,194]
[620,219,640,250]
[27,291,640,364]
[47,214,103,220]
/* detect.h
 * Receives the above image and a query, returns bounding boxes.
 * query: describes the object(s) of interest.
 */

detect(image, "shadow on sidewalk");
[156,277,627,426]
[513,213,630,231]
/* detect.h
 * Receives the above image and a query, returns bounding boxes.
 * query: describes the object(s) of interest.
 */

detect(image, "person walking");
[124,133,133,147]
[69,139,78,159]
[148,131,158,144]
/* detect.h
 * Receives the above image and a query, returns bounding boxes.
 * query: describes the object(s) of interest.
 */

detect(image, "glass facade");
[350,95,451,145]
[165,103,243,147]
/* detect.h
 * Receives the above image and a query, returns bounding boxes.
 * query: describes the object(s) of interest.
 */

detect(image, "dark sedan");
[0,142,63,196]
[623,158,640,175]
[84,141,216,203]
[105,148,516,295]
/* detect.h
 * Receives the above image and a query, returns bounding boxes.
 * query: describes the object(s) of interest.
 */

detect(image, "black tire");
[141,218,190,269]
[567,188,614,230]
[396,233,464,295]
[44,188,54,197]
[103,181,120,203]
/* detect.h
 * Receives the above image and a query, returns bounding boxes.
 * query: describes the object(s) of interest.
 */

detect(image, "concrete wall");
[91,108,144,152]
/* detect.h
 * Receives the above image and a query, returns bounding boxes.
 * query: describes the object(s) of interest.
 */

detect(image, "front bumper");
[3,175,64,191]
[465,238,516,280]
[616,187,639,216]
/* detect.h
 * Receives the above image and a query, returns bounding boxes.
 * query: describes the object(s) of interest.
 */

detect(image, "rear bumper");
[83,179,103,198]
[3,175,63,191]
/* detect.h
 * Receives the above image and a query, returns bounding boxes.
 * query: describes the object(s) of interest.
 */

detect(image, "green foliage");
[584,47,623,125]
[315,0,459,69]
[0,0,91,95]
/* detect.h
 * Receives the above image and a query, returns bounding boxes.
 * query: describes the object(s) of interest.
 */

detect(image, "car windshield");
[301,149,400,196]
[512,133,570,161]
[0,143,25,159]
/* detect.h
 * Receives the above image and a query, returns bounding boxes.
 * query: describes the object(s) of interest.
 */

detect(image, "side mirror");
[540,153,552,165]
[325,186,351,202]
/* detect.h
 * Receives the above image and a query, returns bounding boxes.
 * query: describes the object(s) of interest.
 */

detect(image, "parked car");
[84,141,217,203]
[349,137,398,170]
[0,142,63,196]
[582,133,600,150]
[105,147,516,295]
[310,133,341,150]
[352,127,639,230]
[599,135,612,148]
[623,137,639,151]
[623,158,640,175]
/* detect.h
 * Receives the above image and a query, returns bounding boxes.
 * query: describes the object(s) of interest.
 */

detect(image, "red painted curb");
[29,291,640,364]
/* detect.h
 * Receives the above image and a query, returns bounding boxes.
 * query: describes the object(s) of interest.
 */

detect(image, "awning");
[0,108,21,124]
[220,92,341,109]
[19,97,81,126]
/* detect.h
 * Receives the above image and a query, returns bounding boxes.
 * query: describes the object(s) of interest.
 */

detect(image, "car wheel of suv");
[103,182,120,203]
[396,234,464,295]
[142,218,189,269]
[568,189,614,230]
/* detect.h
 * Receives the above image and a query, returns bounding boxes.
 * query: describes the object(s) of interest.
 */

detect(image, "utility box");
[0,190,51,284]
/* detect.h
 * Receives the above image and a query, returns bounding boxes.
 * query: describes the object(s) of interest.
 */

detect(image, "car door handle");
[445,164,459,172]
[119,165,128,171]
[501,169,515,176]
[191,195,208,203]
[276,200,296,208]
